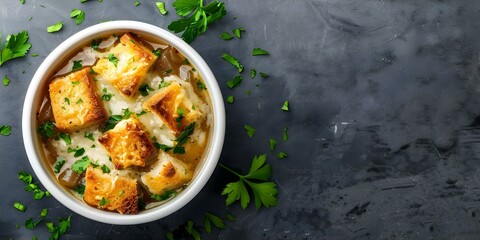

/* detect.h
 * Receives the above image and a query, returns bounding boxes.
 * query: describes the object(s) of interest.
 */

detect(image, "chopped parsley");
[219,154,278,209]
[71,81,79,86]
[277,151,288,159]
[283,127,288,142]
[99,197,109,206]
[244,125,256,138]
[38,121,56,138]
[40,208,48,217]
[70,9,85,25]
[76,98,84,104]
[53,159,66,173]
[47,22,63,33]
[134,0,140,6]
[226,75,243,89]
[107,54,119,67]
[233,28,245,38]
[156,1,168,15]
[72,60,83,71]
[269,139,277,152]
[91,39,102,50]
[0,125,12,136]
[220,32,233,40]
[152,49,161,56]
[0,30,32,67]
[196,80,206,90]
[251,68,256,79]
[185,220,201,240]
[67,146,85,157]
[3,75,10,86]
[173,122,195,154]
[45,216,71,240]
[14,201,26,212]
[101,164,110,173]
[58,132,71,144]
[259,72,268,78]
[226,213,235,221]
[101,88,113,101]
[139,84,155,96]
[151,190,176,201]
[204,212,225,233]
[281,100,289,111]
[245,90,251,95]
[25,218,41,229]
[64,98,70,105]
[252,47,270,56]
[18,171,48,200]
[168,0,227,43]
[84,132,95,141]
[31,53,39,57]
[226,95,234,104]
[222,53,243,72]
[71,156,91,173]
[158,80,171,88]
[74,184,85,195]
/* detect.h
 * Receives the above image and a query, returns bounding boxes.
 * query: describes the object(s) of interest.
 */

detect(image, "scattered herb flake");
[71,156,90,173]
[281,100,289,111]
[47,22,63,33]
[40,208,48,217]
[84,132,95,141]
[226,95,234,104]
[139,84,154,96]
[25,218,41,229]
[156,1,168,15]
[220,32,233,40]
[91,39,102,50]
[252,47,269,56]
[226,213,235,221]
[134,0,140,6]
[74,184,85,195]
[38,121,56,138]
[46,216,71,240]
[277,151,288,159]
[101,164,110,174]
[283,127,288,142]
[196,80,206,90]
[99,197,109,206]
[151,190,176,201]
[244,125,256,138]
[269,139,277,152]
[72,60,82,71]
[58,132,71,145]
[31,53,38,57]
[259,72,269,78]
[53,159,66,173]
[3,75,9,86]
[0,125,11,136]
[226,75,243,89]
[251,68,256,79]
[14,201,26,212]
[233,28,245,38]
[107,53,119,67]
[222,53,243,72]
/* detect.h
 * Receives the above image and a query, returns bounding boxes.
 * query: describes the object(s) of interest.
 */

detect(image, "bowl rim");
[22,20,225,225]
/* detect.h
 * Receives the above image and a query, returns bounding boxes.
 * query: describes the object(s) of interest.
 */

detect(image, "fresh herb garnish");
[156,1,168,15]
[101,88,113,101]
[232,28,245,38]
[45,216,71,240]
[281,100,289,111]
[252,47,269,56]
[47,22,63,33]
[91,39,102,50]
[196,80,206,90]
[58,132,71,144]
[107,53,119,67]
[0,30,32,67]
[158,79,171,88]
[38,121,56,138]
[173,122,195,154]
[283,127,288,141]
[72,60,83,71]
[244,124,255,138]
[99,197,109,206]
[70,9,85,25]
[250,68,256,79]
[219,154,278,209]
[18,171,48,200]
[67,146,85,157]
[25,218,41,229]
[40,208,48,217]
[139,84,155,96]
[220,32,233,40]
[226,213,235,221]
[226,75,243,89]
[101,164,111,173]
[71,156,91,173]
[3,75,10,86]
[185,220,201,240]
[269,139,276,152]
[204,212,225,233]
[277,152,288,159]
[134,0,140,6]
[226,95,234,104]
[259,72,268,78]
[245,90,251,95]
[104,115,123,131]
[53,159,66,173]
[0,125,11,136]
[74,184,85,195]
[84,132,95,141]
[168,0,227,43]
[151,190,176,201]
[14,201,26,212]
[222,53,243,72]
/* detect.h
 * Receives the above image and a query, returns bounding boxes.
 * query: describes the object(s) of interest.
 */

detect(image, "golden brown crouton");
[83,167,138,214]
[49,67,107,131]
[98,116,157,170]
[143,82,201,136]
[92,33,157,97]
[141,153,192,195]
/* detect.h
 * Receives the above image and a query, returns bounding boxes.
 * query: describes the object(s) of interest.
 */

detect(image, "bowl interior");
[22,21,225,225]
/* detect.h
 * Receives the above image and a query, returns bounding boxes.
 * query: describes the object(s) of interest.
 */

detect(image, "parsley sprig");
[219,154,278,209]
[0,30,31,67]
[168,0,227,43]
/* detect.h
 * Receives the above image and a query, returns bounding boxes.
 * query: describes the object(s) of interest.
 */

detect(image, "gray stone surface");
[2,0,480,239]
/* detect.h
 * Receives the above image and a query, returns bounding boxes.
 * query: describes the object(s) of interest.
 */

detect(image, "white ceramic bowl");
[22,21,225,225]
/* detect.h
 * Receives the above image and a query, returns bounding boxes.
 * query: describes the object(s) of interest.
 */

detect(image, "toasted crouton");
[92,33,157,97]
[83,167,138,214]
[143,82,200,136]
[49,67,107,131]
[141,152,192,195]
[98,116,157,170]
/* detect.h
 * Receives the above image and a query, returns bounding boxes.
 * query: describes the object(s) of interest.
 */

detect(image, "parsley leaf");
[226,213,235,221]
[232,28,245,38]
[72,60,82,71]
[252,48,269,56]
[156,1,168,15]
[18,171,49,200]
[91,39,102,50]
[67,146,85,157]
[101,88,113,101]
[269,139,277,152]
[0,30,32,67]
[204,212,225,234]
[25,218,41,229]
[101,164,110,173]
[222,53,243,72]
[107,53,119,67]
[220,32,233,40]
[220,154,278,209]
[168,0,227,43]
[58,132,71,144]
[226,95,234,104]
[0,125,11,136]
[70,9,85,25]
[38,121,56,138]
[277,151,288,159]
[46,216,71,240]
[47,22,63,33]
[244,124,255,138]
[185,220,201,240]
[84,132,95,141]
[226,75,243,89]
[71,156,91,173]
[53,159,66,173]
[281,100,289,111]
[74,184,85,195]
[3,75,10,86]
[196,80,206,90]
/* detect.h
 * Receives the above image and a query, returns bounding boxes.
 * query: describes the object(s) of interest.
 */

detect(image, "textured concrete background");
[2,0,480,239]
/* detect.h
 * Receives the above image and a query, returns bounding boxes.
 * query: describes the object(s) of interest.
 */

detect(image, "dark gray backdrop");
[2,0,480,239]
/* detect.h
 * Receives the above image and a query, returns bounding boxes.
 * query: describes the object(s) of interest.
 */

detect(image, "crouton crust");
[49,67,107,131]
[84,167,138,214]
[98,116,157,170]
